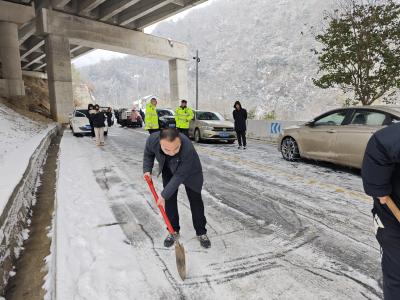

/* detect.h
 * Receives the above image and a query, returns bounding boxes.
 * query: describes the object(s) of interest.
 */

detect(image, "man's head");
[151,97,157,106]
[94,104,100,111]
[180,100,187,108]
[160,128,181,156]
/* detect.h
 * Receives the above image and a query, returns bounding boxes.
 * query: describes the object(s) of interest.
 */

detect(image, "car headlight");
[201,125,214,131]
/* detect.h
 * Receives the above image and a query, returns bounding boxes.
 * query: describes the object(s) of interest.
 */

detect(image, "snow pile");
[49,134,156,300]
[0,103,54,214]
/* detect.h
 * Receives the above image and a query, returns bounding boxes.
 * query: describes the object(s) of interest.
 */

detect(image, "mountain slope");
[79,0,343,120]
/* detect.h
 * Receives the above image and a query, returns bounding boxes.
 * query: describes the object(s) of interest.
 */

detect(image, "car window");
[314,111,347,126]
[215,112,225,120]
[196,111,220,120]
[75,111,87,118]
[157,110,173,117]
[350,111,387,126]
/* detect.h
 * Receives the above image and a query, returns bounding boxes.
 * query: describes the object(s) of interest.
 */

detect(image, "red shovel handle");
[144,175,175,234]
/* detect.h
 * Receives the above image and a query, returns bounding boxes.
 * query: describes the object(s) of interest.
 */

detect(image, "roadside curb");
[0,124,60,296]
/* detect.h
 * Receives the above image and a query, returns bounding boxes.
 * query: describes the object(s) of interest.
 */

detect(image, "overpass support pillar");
[169,58,188,107]
[45,35,73,123]
[0,22,25,96]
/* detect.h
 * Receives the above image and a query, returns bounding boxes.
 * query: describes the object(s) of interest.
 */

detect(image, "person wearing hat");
[145,97,160,134]
[175,100,194,137]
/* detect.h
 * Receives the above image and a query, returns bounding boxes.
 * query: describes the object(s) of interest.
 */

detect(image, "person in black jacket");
[143,128,211,249]
[233,101,248,149]
[86,104,95,138]
[106,107,113,127]
[361,122,400,300]
[92,104,106,146]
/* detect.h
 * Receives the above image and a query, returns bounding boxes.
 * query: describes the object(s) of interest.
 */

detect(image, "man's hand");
[379,196,390,205]
[157,196,165,209]
[143,172,151,180]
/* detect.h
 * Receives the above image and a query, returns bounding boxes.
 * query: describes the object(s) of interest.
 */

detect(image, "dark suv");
[157,109,176,129]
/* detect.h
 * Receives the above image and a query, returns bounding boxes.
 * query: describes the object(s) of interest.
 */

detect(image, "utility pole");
[193,50,200,110]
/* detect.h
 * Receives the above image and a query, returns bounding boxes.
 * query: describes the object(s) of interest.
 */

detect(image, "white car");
[69,108,108,137]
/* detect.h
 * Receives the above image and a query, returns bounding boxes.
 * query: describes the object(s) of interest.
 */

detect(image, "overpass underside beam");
[37,8,189,61]
[37,8,189,123]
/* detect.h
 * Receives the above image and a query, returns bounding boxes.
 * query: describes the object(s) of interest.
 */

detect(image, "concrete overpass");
[0,0,206,122]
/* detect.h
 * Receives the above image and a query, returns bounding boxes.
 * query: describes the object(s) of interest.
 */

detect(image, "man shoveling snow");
[143,128,211,249]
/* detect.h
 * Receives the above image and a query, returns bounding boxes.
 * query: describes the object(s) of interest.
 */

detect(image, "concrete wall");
[0,21,25,96]
[247,120,303,142]
[0,79,7,96]
[45,34,73,123]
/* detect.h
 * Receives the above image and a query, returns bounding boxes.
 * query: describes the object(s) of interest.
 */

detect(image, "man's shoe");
[238,146,242,149]
[164,233,179,248]
[198,234,211,249]
[243,146,247,150]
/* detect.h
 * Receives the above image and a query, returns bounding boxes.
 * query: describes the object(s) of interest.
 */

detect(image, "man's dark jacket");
[362,122,400,228]
[233,108,248,132]
[92,111,106,128]
[143,133,203,200]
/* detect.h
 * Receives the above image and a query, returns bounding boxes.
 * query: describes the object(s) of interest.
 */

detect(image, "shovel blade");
[175,242,186,280]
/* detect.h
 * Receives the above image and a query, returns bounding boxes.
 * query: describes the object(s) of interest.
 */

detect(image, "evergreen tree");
[313,0,400,105]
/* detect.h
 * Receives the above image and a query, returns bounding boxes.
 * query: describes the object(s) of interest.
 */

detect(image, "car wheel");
[227,140,235,144]
[281,137,300,161]
[194,129,202,143]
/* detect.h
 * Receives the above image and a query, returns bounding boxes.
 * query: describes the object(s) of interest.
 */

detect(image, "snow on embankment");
[0,103,57,294]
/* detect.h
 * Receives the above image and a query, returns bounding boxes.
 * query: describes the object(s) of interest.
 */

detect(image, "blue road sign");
[270,122,282,134]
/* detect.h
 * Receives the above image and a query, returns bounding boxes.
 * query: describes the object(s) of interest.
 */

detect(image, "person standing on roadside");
[233,101,248,149]
[92,104,106,146]
[106,107,113,128]
[145,97,160,134]
[175,100,194,137]
[361,122,400,300]
[86,104,95,138]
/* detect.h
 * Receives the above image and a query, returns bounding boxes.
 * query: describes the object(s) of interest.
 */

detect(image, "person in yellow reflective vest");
[145,97,160,134]
[175,100,194,137]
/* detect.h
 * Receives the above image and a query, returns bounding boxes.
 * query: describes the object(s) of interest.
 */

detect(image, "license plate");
[219,132,229,138]
[168,123,176,128]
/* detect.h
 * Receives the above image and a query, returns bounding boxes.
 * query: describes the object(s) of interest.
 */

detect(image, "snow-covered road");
[54,126,382,299]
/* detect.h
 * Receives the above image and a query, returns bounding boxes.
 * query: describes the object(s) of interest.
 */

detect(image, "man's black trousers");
[236,130,247,147]
[376,224,400,300]
[162,166,207,236]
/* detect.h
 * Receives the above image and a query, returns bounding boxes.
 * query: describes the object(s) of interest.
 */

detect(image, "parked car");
[116,108,143,127]
[189,110,236,143]
[278,106,400,168]
[157,109,176,128]
[69,107,108,137]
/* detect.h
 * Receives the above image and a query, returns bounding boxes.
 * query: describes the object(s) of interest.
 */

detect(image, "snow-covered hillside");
[79,0,344,120]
